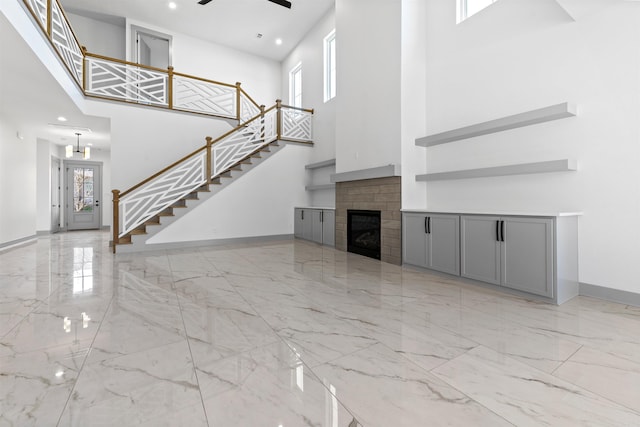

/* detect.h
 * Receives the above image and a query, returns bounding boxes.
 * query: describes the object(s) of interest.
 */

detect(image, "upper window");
[457,0,497,23]
[289,62,302,108]
[323,29,336,102]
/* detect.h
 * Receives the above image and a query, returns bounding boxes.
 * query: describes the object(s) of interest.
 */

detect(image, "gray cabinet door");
[501,217,554,298]
[461,216,501,285]
[294,208,304,238]
[428,214,460,276]
[402,213,428,267]
[302,209,313,240]
[322,210,335,247]
[311,210,323,244]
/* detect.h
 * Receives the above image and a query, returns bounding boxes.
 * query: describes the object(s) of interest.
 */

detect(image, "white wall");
[400,0,428,210]
[36,139,53,231]
[281,8,337,165]
[148,144,310,243]
[334,0,402,174]
[66,12,125,59]
[422,0,640,294]
[125,18,281,107]
[83,100,232,191]
[0,117,37,245]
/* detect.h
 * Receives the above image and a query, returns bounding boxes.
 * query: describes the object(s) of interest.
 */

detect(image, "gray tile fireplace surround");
[335,176,402,265]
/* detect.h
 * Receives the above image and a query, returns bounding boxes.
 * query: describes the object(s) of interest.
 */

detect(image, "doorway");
[65,161,102,230]
[131,26,172,69]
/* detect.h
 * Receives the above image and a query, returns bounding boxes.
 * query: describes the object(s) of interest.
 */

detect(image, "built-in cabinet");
[402,211,579,304]
[403,213,460,276]
[294,208,335,247]
[460,216,553,298]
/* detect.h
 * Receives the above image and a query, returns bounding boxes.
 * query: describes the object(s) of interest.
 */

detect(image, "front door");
[65,161,102,230]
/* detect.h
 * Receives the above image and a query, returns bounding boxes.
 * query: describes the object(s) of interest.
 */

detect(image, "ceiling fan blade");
[198,0,213,4]
[267,0,292,9]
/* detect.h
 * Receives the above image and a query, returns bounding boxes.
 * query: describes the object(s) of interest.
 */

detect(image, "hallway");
[1,232,639,426]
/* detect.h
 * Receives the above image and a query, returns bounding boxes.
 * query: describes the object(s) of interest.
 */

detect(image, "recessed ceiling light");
[275,38,283,45]
[168,2,177,9]
[57,116,67,122]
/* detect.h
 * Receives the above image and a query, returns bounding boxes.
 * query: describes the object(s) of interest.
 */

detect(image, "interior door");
[134,29,171,69]
[65,161,102,230]
[51,157,61,232]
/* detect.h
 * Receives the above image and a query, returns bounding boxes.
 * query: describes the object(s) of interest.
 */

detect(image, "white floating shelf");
[305,184,336,191]
[416,102,577,147]
[305,159,336,169]
[416,159,578,182]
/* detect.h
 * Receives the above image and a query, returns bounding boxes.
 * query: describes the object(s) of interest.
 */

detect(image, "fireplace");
[347,210,381,260]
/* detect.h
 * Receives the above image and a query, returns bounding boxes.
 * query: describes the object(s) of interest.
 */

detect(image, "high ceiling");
[1,0,333,152]
[60,0,334,61]
[0,13,111,151]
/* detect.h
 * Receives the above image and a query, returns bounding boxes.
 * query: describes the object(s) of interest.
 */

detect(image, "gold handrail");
[239,87,261,110]
[279,103,314,114]
[172,71,237,88]
[53,0,83,51]
[84,51,170,74]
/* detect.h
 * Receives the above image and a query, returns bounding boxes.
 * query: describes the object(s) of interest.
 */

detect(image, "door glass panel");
[73,167,94,213]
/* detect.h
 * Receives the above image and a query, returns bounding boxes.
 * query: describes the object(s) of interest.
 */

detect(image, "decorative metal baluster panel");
[212,110,278,176]
[24,0,48,30]
[119,152,206,237]
[50,0,83,84]
[239,93,261,123]
[86,57,168,106]
[281,108,313,142]
[173,75,236,118]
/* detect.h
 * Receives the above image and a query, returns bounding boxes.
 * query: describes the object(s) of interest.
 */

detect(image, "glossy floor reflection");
[1,231,639,426]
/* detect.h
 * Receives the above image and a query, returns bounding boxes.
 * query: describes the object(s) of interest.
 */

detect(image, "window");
[457,0,497,23]
[323,29,336,102]
[289,62,302,108]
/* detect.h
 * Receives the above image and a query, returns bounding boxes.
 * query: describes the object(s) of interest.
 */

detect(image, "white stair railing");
[118,151,208,238]
[85,55,168,106]
[50,0,83,84]
[172,73,237,118]
[212,107,278,175]
[20,0,263,123]
[280,107,314,142]
[114,105,283,241]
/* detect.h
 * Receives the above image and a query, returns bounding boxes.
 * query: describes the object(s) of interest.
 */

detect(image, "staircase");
[112,101,313,253]
[115,139,286,252]
[16,0,315,253]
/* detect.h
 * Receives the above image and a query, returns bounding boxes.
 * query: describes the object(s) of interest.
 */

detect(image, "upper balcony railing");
[21,0,261,123]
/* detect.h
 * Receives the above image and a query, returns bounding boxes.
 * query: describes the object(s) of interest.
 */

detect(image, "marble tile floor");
[1,231,639,426]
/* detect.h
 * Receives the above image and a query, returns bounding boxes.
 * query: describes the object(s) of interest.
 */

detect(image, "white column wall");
[422,0,640,294]
[281,8,337,165]
[334,0,402,174]
[400,0,428,209]
[0,117,37,246]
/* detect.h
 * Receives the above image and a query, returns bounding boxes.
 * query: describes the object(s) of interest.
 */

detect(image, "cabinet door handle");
[321,211,324,223]
[496,220,501,242]
[501,220,506,242]
[428,217,431,234]
[424,217,428,234]
[301,210,304,220]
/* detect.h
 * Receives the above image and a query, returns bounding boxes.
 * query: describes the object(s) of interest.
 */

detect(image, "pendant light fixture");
[66,132,90,160]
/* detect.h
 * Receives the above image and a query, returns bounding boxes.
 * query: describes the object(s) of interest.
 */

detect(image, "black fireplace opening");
[347,210,381,260]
